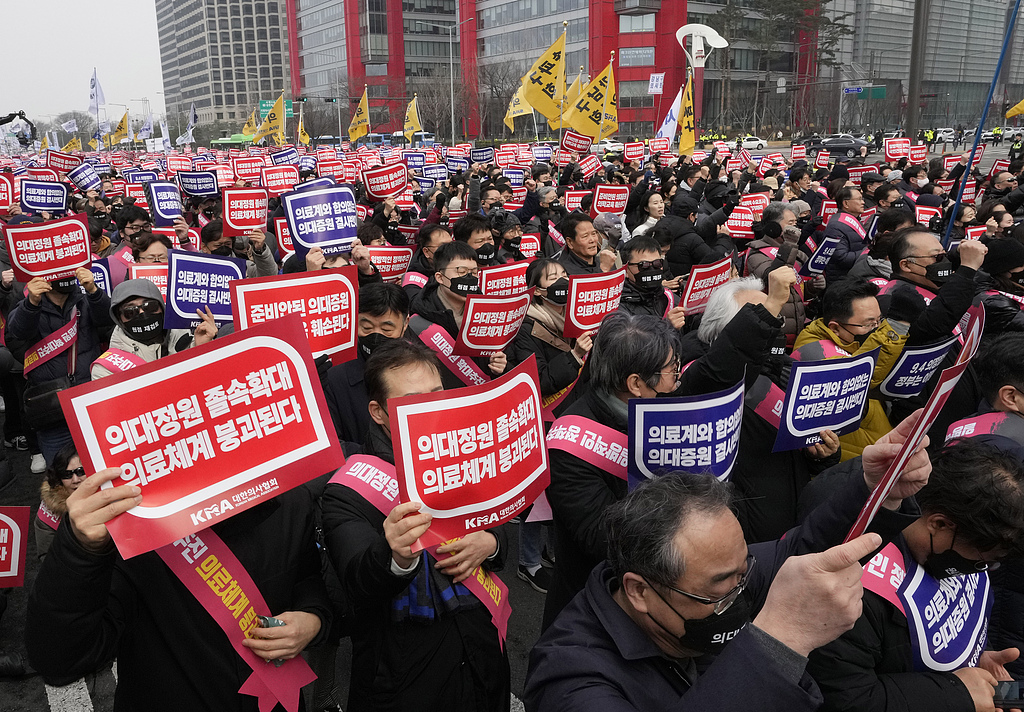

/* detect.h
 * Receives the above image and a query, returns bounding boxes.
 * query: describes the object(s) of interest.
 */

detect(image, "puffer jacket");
[90,325,194,380]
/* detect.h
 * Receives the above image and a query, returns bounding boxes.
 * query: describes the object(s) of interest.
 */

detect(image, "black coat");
[616,278,672,319]
[556,247,599,276]
[321,423,510,712]
[506,313,583,401]
[409,281,494,388]
[324,354,372,447]
[26,488,332,710]
[403,248,434,301]
[659,215,732,280]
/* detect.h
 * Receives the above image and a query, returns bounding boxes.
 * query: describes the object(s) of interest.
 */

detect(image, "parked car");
[810,134,870,158]
[934,127,955,142]
[591,138,625,155]
[738,135,767,150]
[883,129,905,139]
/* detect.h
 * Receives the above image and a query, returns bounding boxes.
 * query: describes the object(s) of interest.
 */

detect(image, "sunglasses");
[62,467,85,480]
[121,298,164,321]
[628,258,666,271]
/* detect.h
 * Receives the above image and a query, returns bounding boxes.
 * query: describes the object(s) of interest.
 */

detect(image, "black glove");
[435,192,446,211]
[885,284,927,323]
[314,354,333,385]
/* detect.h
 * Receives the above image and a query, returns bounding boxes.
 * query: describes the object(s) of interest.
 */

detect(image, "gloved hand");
[314,354,333,384]
[884,284,927,324]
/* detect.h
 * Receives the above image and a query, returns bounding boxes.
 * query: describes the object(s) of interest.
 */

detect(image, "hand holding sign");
[861,408,931,509]
[805,429,840,460]
[434,531,500,583]
[66,467,143,553]
[384,501,433,568]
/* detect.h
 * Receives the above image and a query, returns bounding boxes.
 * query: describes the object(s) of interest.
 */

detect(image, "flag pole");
[598,51,615,142]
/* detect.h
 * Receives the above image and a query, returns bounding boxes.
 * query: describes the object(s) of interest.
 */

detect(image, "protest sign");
[725,205,755,240]
[964,225,987,241]
[165,249,246,329]
[404,152,426,170]
[67,163,102,192]
[502,168,525,187]
[59,315,343,558]
[46,150,83,173]
[273,217,295,259]
[680,254,733,315]
[232,267,358,361]
[650,137,670,153]
[884,137,911,161]
[479,260,530,297]
[4,214,91,283]
[128,263,169,299]
[271,147,299,166]
[563,267,626,339]
[800,235,840,276]
[578,154,602,180]
[362,163,408,200]
[222,187,269,238]
[446,157,470,174]
[627,379,744,489]
[518,234,541,259]
[561,130,593,154]
[531,145,552,162]
[773,349,879,451]
[590,184,630,217]
[260,165,300,196]
[422,164,448,182]
[232,156,265,182]
[166,155,192,174]
[177,170,220,197]
[0,507,30,588]
[740,192,770,219]
[623,142,644,162]
[366,246,415,283]
[878,336,958,399]
[90,259,112,295]
[454,291,532,357]
[820,200,839,222]
[790,144,807,160]
[0,175,14,212]
[27,167,60,182]
[562,190,589,211]
[281,184,358,258]
[915,204,941,226]
[908,144,928,164]
[21,179,69,214]
[391,356,548,548]
[846,304,985,542]
[146,181,183,227]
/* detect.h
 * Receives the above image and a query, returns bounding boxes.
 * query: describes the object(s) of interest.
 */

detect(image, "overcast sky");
[6,1,166,123]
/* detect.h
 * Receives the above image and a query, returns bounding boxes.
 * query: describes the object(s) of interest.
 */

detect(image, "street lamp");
[415,16,475,146]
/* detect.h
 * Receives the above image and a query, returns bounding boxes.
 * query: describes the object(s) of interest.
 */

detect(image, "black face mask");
[891,198,906,211]
[358,331,392,360]
[51,278,77,294]
[446,274,480,296]
[544,277,569,305]
[504,234,522,249]
[923,255,954,286]
[635,266,665,293]
[923,532,989,580]
[475,242,496,263]
[125,313,164,344]
[849,327,876,347]
[210,245,233,257]
[1013,272,1024,286]
[648,585,751,656]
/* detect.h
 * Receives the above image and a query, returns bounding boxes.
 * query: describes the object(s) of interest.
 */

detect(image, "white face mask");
[917,178,930,188]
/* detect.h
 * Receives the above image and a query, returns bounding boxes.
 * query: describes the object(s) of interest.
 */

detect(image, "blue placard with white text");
[281,184,358,258]
[20,180,68,213]
[146,181,183,227]
[164,249,246,329]
[176,170,220,197]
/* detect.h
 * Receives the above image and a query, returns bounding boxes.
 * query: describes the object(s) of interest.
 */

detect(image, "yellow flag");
[562,60,618,140]
[242,107,259,135]
[520,32,566,123]
[298,107,310,146]
[111,111,130,144]
[88,138,98,150]
[1008,97,1024,119]
[39,133,49,151]
[404,95,422,142]
[504,85,532,131]
[252,94,284,144]
[61,137,81,152]
[349,86,370,142]
[104,134,113,149]
[678,76,696,157]
[565,71,584,109]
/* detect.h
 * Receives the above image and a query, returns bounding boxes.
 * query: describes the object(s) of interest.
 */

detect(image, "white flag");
[88,68,106,115]
[159,121,172,151]
[99,120,111,135]
[655,86,684,141]
[176,127,194,146]
[187,103,199,130]
[48,130,59,147]
[138,114,153,139]
[61,119,79,133]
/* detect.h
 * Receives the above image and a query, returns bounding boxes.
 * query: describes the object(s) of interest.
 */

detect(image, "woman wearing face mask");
[980,204,1015,240]
[628,191,666,239]
[979,237,1024,299]
[90,279,217,380]
[941,204,977,246]
[35,443,87,561]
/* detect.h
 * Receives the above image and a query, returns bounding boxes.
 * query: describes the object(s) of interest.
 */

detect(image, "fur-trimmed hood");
[40,479,70,519]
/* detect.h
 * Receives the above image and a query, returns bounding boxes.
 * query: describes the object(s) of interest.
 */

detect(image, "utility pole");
[905,0,931,143]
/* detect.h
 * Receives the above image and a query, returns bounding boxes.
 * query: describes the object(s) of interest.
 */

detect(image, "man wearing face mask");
[408,240,507,389]
[490,208,527,263]
[453,213,501,266]
[198,219,277,277]
[527,412,933,712]
[807,439,1024,712]
[882,226,986,305]
[90,280,216,380]
[8,267,114,464]
[822,187,869,283]
[324,283,410,448]
[616,236,687,328]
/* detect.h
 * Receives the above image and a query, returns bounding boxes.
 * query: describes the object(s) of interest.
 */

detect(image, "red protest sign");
[222,187,269,238]
[821,200,838,222]
[962,180,977,205]
[232,156,265,182]
[454,291,532,356]
[561,130,593,154]
[965,225,987,241]
[479,260,530,297]
[362,163,408,200]
[563,190,590,211]
[166,155,192,174]
[151,226,200,251]
[915,205,941,226]
[46,150,82,173]
[391,356,548,548]
[739,192,770,219]
[725,205,755,240]
[0,174,13,212]
[989,158,1009,179]
[681,254,733,315]
[563,267,626,339]
[0,506,30,588]
[261,165,300,196]
[519,234,541,259]
[552,149,575,167]
[814,150,831,169]
[942,154,961,172]
[590,184,631,217]
[231,267,358,361]
[213,164,235,188]
[366,246,415,283]
[27,167,59,182]
[908,144,928,164]
[884,137,910,161]
[495,150,516,168]
[623,142,645,162]
[318,160,345,180]
[273,217,295,259]
[59,315,343,558]
[4,213,91,283]
[790,144,807,161]
[577,154,602,180]
[127,263,169,300]
[650,137,670,153]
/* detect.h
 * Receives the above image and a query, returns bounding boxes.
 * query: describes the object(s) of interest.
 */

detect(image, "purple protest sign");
[164,249,246,329]
[502,169,525,187]
[800,235,840,276]
[20,180,69,214]
[405,152,426,169]
[422,164,448,182]
[446,157,469,174]
[145,181,184,227]
[773,349,879,451]
[471,147,494,164]
[878,336,958,399]
[281,184,358,258]
[67,163,102,192]
[531,145,553,162]
[271,147,299,165]
[298,155,317,172]
[176,170,220,197]
[89,259,112,296]
[627,380,745,489]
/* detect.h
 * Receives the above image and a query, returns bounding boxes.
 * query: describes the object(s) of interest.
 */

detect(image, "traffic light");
[324,97,337,104]
[294,97,307,103]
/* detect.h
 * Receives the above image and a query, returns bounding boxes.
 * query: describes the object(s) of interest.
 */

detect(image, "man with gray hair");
[525,415,931,711]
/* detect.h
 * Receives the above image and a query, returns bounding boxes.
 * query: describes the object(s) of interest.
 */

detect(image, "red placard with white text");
[454,291,532,356]
[561,130,593,154]
[650,137,670,153]
[221,187,269,238]
[578,154,602,180]
[0,506,30,588]
[152,226,200,251]
[821,200,838,222]
[563,267,626,339]
[725,205,755,240]
[127,263,169,300]
[392,356,548,549]
[46,150,83,173]
[0,174,14,212]
[232,156,265,182]
[915,205,941,226]
[814,151,831,169]
[231,267,358,361]
[261,165,300,196]
[479,260,530,297]
[59,315,344,558]
[590,184,631,217]
[519,234,541,259]
[885,137,911,161]
[4,214,91,283]
[273,217,295,259]
[908,144,928,164]
[740,193,770,219]
[366,246,415,283]
[563,190,589,211]
[681,254,733,315]
[166,155,192,174]
[790,144,807,161]
[362,163,408,200]
[964,225,987,241]
[623,142,644,162]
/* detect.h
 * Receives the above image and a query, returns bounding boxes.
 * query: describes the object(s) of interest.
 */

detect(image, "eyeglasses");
[662,554,756,614]
[907,252,947,262]
[137,253,168,264]
[121,298,164,321]
[446,266,480,278]
[839,318,881,331]
[628,258,666,271]
[61,467,85,480]
[656,358,683,386]
[123,222,151,235]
